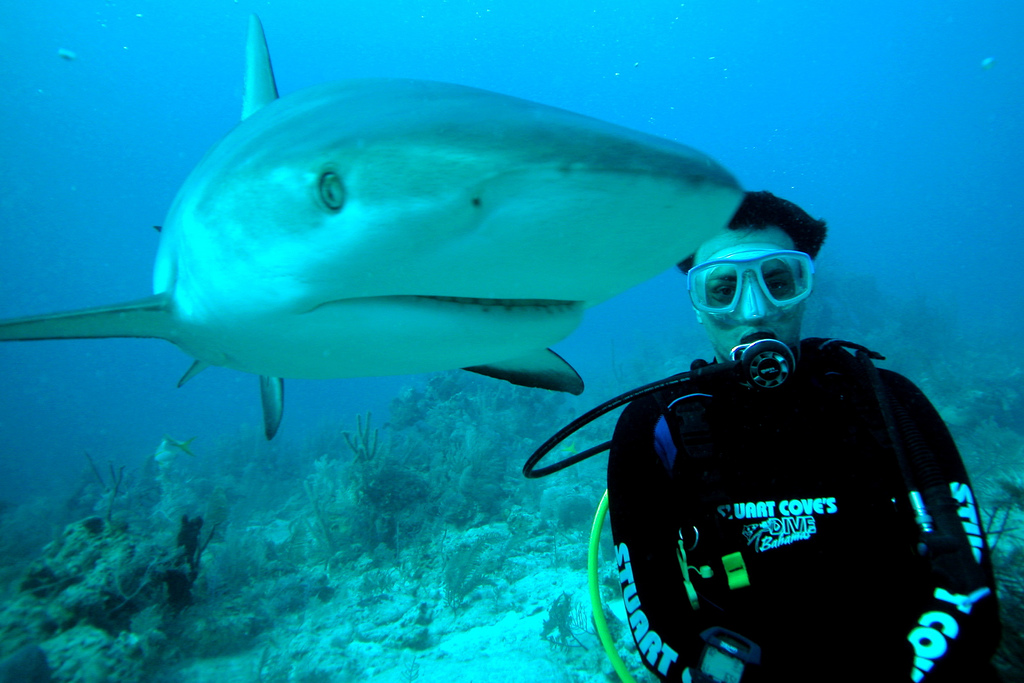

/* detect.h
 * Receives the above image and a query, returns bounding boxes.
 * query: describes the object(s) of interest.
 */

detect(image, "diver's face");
[691,226,807,363]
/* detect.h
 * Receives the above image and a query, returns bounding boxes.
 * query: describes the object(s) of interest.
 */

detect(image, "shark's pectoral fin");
[177,360,210,387]
[260,375,284,440]
[0,294,176,342]
[464,349,584,395]
[242,15,279,121]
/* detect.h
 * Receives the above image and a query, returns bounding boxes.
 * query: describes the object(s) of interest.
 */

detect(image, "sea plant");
[542,592,589,650]
[984,474,1024,552]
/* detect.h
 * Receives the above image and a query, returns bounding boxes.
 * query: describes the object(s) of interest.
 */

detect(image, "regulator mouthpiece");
[731,339,795,389]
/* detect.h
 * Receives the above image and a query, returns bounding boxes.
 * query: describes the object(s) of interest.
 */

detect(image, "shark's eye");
[318,172,345,212]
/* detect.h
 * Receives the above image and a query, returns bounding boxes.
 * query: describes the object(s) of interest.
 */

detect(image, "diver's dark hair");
[676,191,827,273]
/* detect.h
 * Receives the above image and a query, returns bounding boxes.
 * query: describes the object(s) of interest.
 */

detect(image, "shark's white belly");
[174,295,584,379]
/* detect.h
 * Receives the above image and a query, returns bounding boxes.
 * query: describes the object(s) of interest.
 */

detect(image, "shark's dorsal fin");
[465,348,584,395]
[260,375,284,440]
[242,15,279,121]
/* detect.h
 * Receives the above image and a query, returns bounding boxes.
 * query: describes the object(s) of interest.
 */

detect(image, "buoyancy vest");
[606,338,1000,682]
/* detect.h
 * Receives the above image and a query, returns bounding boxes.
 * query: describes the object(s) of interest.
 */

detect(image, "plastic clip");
[677,530,714,610]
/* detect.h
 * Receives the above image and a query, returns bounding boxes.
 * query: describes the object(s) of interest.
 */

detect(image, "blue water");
[0,0,1021,502]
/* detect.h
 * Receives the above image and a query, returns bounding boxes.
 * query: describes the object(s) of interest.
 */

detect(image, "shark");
[0,15,742,438]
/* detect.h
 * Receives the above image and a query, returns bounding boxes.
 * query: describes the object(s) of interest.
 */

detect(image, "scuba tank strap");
[649,391,716,476]
[850,343,991,595]
[809,338,938,536]
[812,337,885,361]
[665,394,715,464]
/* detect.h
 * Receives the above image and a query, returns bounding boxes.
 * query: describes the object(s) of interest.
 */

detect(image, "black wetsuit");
[608,338,1001,682]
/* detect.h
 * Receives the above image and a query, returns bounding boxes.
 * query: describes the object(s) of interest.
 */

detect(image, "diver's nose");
[735,271,770,321]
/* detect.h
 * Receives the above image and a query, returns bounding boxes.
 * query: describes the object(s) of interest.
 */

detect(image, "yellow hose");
[588,489,637,683]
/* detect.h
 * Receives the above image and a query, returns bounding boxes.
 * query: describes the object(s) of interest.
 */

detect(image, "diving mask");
[687,249,813,322]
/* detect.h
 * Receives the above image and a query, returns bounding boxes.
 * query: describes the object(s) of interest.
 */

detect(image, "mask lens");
[758,256,807,304]
[699,264,740,311]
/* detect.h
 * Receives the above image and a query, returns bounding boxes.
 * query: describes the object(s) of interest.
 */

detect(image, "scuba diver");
[605,192,1002,681]
[525,191,1003,682]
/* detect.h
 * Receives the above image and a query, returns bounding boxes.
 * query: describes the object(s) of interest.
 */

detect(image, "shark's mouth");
[418,295,579,311]
[310,295,580,313]
[308,295,582,319]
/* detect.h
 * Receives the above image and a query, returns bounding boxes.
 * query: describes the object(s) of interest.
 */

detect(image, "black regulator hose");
[892,398,946,491]
[523,339,796,478]
[522,364,722,478]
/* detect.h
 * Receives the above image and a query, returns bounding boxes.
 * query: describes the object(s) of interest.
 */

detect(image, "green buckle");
[722,551,750,590]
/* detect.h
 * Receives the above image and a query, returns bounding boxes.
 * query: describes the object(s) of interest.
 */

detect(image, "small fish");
[57,48,77,61]
[154,435,196,468]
